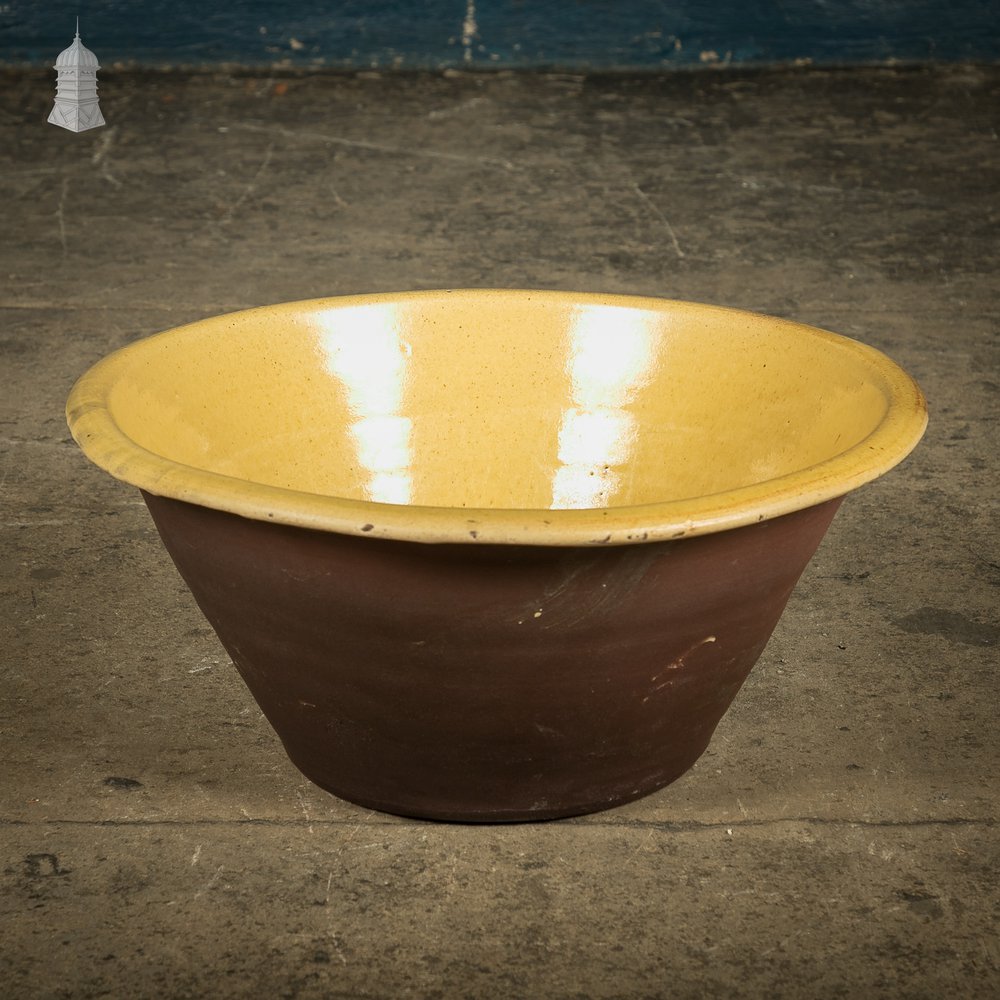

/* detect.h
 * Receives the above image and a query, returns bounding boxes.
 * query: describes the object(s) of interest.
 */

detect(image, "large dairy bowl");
[66,290,927,820]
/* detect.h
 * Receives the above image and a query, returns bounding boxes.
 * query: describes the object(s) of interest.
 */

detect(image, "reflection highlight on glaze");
[314,305,413,504]
[551,305,659,509]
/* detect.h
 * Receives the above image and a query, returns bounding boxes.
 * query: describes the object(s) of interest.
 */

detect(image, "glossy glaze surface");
[67,290,926,545]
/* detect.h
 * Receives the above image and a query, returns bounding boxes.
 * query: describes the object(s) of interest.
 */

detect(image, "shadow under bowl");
[67,289,926,821]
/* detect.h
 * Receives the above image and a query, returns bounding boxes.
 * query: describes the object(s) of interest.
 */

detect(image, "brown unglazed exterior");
[141,492,842,822]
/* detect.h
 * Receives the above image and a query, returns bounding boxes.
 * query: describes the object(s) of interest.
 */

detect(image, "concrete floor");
[1,65,998,998]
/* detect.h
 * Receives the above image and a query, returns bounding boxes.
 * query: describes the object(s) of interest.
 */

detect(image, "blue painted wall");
[2,1,997,68]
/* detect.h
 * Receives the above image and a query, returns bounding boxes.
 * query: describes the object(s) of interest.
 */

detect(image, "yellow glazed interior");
[66,290,927,545]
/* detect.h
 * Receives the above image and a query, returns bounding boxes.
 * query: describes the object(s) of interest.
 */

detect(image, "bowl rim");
[65,288,927,546]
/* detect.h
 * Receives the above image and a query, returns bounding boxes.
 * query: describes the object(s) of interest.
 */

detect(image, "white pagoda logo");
[48,19,105,132]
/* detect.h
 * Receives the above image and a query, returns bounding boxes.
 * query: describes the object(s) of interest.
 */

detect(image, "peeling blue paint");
[1,1,997,68]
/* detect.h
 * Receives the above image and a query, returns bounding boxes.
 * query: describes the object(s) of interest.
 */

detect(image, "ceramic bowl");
[67,290,926,821]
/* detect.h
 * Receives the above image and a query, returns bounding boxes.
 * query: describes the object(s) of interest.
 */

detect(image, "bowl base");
[282,737,712,823]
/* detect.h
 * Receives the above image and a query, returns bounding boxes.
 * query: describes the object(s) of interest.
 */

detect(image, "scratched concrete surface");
[1,66,998,998]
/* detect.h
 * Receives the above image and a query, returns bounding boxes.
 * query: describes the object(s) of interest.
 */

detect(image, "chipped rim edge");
[65,290,928,547]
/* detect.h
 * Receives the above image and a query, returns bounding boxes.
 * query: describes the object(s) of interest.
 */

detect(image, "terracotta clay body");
[144,491,840,821]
